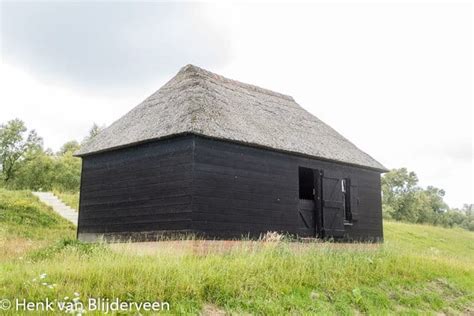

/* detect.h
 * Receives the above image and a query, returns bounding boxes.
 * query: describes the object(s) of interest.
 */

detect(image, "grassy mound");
[0,189,75,260]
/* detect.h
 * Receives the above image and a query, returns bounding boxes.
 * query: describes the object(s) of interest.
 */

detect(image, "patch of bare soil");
[200,304,227,316]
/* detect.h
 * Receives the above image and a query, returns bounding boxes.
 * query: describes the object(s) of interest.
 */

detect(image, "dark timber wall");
[77,136,194,241]
[78,135,383,241]
[193,137,383,241]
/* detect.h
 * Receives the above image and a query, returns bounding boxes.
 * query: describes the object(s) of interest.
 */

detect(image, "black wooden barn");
[75,65,387,242]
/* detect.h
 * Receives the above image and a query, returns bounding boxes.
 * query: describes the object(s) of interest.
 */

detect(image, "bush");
[0,118,83,193]
[6,149,81,192]
[382,168,473,231]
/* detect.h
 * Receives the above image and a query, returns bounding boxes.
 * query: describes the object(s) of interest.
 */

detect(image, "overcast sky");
[0,1,472,207]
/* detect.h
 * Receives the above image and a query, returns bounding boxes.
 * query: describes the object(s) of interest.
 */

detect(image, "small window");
[342,178,351,222]
[299,167,314,200]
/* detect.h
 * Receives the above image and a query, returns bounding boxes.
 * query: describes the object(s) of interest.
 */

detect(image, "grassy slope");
[0,189,75,260]
[0,189,473,315]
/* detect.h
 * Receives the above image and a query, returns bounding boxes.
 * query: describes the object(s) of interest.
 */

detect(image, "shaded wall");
[192,136,383,240]
[77,136,194,241]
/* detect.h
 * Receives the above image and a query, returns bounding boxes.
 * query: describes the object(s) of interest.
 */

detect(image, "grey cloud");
[442,141,472,163]
[415,138,472,163]
[1,2,231,89]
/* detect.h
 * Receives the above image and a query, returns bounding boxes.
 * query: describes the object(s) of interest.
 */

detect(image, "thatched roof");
[76,64,387,171]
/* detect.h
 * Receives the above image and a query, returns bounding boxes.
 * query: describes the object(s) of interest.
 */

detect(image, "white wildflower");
[40,273,47,279]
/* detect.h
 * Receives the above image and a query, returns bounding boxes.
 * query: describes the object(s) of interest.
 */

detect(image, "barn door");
[313,169,323,237]
[297,168,322,237]
[298,200,316,236]
[321,171,345,238]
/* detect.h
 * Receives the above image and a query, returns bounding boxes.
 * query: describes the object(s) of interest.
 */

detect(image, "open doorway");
[299,167,314,200]
[298,167,322,237]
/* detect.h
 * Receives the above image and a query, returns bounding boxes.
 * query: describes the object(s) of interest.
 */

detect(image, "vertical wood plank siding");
[78,135,383,241]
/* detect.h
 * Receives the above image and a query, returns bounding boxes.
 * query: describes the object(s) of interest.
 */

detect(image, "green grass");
[0,189,75,261]
[53,190,79,211]
[0,188,473,315]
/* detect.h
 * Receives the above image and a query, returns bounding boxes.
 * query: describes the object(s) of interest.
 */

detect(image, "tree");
[82,123,104,144]
[11,140,82,192]
[381,168,420,221]
[413,190,436,224]
[0,119,43,183]
[462,204,473,214]
[12,151,55,191]
[382,168,455,226]
[52,143,81,191]
[382,168,418,197]
[423,186,448,214]
[58,140,80,155]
